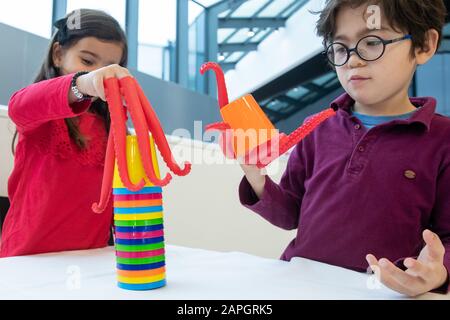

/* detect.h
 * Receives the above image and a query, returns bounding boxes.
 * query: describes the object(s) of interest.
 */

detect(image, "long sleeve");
[8,74,91,134]
[428,152,450,293]
[239,142,306,230]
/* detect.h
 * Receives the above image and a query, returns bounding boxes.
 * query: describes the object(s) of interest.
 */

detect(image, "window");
[138,0,177,80]
[416,54,450,116]
[188,1,206,92]
[0,0,53,38]
[189,0,204,25]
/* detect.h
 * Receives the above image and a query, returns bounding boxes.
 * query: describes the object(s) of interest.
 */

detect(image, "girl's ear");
[415,29,440,66]
[52,42,63,68]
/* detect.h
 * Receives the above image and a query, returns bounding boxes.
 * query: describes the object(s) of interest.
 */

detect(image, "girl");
[1,9,134,257]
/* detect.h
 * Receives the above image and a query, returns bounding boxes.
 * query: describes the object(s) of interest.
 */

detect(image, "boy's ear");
[415,29,440,65]
[52,42,63,68]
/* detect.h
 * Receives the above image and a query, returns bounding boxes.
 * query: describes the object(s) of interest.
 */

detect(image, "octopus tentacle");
[277,108,336,157]
[133,78,191,177]
[92,130,115,213]
[105,77,146,192]
[204,123,235,159]
[119,77,172,187]
[200,62,229,109]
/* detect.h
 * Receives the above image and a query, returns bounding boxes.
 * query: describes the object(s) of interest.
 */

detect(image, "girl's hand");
[71,64,132,103]
[366,230,448,297]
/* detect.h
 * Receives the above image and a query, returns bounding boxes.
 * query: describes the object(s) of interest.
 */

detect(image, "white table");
[0,245,448,300]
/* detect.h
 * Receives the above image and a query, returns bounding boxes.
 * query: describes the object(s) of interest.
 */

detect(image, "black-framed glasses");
[324,34,412,67]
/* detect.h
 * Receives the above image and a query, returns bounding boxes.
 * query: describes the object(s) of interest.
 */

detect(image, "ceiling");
[216,0,309,72]
[253,1,450,124]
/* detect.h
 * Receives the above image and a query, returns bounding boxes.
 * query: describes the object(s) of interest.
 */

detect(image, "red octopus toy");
[92,77,192,213]
[201,62,337,168]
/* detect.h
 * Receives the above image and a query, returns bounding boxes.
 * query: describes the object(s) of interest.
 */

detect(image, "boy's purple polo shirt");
[239,93,450,292]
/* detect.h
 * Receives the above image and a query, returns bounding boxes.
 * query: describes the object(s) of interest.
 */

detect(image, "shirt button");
[358,146,365,152]
[355,124,361,130]
[404,170,416,180]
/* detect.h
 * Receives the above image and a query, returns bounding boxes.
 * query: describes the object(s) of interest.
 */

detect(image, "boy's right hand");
[71,64,132,103]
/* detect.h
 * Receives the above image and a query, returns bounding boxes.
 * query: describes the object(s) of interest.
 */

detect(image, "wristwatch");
[71,71,93,101]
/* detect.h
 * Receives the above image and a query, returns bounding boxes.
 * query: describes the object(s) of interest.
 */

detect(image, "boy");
[239,0,449,297]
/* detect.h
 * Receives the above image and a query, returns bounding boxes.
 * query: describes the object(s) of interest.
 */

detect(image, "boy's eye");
[333,46,347,55]
[367,40,382,46]
[364,37,383,47]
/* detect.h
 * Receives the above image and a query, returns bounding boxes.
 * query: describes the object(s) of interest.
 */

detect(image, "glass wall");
[189,0,204,23]
[188,1,206,93]
[0,0,53,38]
[138,0,177,81]
[416,53,450,116]
[66,0,126,28]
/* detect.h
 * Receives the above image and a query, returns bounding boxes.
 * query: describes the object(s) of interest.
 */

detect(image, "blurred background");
[1,1,449,129]
[0,0,449,257]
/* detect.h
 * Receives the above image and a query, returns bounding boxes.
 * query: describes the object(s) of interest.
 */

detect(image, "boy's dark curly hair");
[315,0,447,55]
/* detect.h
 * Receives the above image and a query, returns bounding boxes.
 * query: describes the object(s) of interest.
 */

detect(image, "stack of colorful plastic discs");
[113,136,166,291]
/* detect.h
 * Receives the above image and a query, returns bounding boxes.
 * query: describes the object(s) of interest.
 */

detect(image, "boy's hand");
[239,162,266,200]
[214,126,266,199]
[366,230,448,297]
[71,64,132,103]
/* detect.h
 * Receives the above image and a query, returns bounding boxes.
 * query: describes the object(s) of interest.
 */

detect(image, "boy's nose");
[348,51,366,68]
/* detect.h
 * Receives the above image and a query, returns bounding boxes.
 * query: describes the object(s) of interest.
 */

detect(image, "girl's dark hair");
[315,0,447,53]
[12,8,128,154]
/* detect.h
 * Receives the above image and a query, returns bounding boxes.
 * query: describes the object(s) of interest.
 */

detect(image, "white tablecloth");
[0,245,448,300]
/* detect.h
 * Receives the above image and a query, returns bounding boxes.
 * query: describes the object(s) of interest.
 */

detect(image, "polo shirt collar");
[330,93,436,132]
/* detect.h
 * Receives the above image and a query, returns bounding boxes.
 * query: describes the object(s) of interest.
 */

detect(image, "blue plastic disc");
[115,225,164,233]
[115,236,165,245]
[117,261,166,271]
[118,279,167,291]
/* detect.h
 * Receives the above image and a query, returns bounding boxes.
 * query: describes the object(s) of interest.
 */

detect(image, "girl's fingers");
[105,64,131,79]
[92,75,106,101]
[114,67,132,79]
[422,230,445,261]
[83,65,133,102]
[98,65,131,81]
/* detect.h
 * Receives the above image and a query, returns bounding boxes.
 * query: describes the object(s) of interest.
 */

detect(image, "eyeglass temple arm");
[384,34,412,44]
